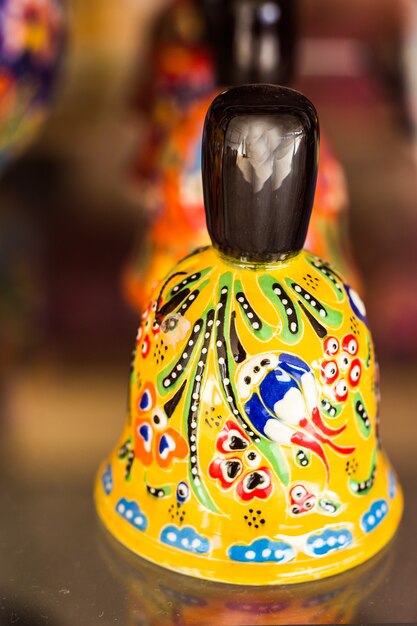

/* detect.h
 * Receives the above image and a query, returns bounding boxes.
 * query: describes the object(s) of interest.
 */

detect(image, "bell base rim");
[94,480,403,587]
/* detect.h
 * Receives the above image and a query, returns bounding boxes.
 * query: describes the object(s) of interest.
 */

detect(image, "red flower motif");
[289,484,317,515]
[323,336,339,356]
[342,333,359,356]
[136,301,160,359]
[236,467,272,502]
[321,359,339,384]
[209,421,272,502]
[140,334,151,358]
[348,358,361,388]
[320,334,362,403]
[216,421,250,454]
[208,457,243,489]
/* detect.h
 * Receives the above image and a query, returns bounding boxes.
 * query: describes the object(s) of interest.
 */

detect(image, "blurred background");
[2,0,417,473]
[1,0,417,623]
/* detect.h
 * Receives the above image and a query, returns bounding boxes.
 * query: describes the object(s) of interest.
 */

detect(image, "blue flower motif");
[388,471,397,500]
[228,538,295,564]
[115,498,147,531]
[101,463,113,495]
[305,528,353,557]
[361,499,388,533]
[160,525,210,554]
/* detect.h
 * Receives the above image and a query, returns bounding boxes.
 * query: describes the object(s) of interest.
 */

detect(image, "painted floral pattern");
[96,247,402,585]
[209,421,273,502]
[136,302,160,358]
[119,381,188,478]
[320,334,362,403]
[241,352,355,482]
[134,382,188,469]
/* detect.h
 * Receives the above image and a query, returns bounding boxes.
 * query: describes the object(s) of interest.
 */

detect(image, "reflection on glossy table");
[0,360,416,625]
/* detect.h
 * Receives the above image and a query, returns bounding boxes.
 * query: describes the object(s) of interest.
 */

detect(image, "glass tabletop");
[0,359,416,625]
[0,451,416,625]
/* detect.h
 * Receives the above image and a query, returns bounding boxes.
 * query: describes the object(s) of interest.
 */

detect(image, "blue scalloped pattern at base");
[305,528,353,557]
[115,498,147,531]
[361,499,388,533]
[228,538,295,563]
[160,525,210,554]
[101,464,113,495]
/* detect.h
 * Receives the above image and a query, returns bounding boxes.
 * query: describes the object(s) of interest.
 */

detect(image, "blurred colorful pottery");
[96,85,402,585]
[0,0,64,170]
[124,90,361,311]
[125,0,361,312]
[131,0,215,209]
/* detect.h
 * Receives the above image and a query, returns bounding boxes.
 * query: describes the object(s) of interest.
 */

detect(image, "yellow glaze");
[96,247,402,585]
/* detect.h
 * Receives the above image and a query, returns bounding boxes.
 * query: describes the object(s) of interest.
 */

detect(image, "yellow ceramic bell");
[95,85,402,585]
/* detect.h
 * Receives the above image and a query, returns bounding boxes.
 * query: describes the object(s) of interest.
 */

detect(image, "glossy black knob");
[200,0,296,86]
[202,84,319,263]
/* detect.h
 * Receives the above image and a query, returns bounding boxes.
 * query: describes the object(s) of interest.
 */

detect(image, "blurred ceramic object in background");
[125,96,357,311]
[130,0,215,215]
[0,0,64,408]
[124,0,362,312]
[402,0,417,133]
[95,85,402,585]
[0,0,65,171]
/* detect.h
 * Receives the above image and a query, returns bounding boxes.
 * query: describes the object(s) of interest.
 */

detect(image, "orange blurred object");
[124,90,362,312]
[124,0,361,312]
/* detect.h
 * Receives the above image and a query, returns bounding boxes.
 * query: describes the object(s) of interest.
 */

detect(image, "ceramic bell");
[124,0,361,312]
[0,0,65,171]
[96,85,402,585]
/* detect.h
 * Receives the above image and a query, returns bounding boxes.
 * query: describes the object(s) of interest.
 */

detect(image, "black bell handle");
[202,84,319,263]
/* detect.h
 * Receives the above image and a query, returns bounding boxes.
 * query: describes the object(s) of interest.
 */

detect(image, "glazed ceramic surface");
[96,85,402,585]
[97,247,402,585]
[0,0,64,170]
